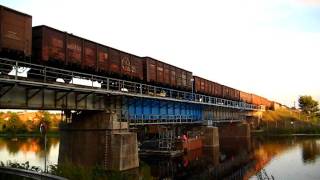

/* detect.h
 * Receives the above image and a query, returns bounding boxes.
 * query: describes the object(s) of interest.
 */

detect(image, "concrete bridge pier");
[218,123,251,139]
[59,110,139,171]
[202,126,219,148]
[201,123,251,152]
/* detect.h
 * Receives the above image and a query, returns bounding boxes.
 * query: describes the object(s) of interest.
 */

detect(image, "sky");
[1,0,320,107]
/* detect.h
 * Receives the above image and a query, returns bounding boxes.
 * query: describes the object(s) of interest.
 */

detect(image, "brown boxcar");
[193,76,203,94]
[108,47,121,74]
[33,26,84,68]
[32,26,84,69]
[176,68,182,88]
[156,60,164,84]
[97,45,109,73]
[82,40,97,70]
[32,26,66,65]
[144,57,157,83]
[143,57,192,90]
[33,25,144,80]
[66,35,82,67]
[193,76,224,98]
[213,82,222,98]
[240,91,252,104]
[234,89,240,101]
[222,85,230,100]
[130,55,144,81]
[221,85,240,101]
[0,5,32,59]
[252,94,262,105]
[105,48,144,80]
[170,66,176,87]
[229,87,240,101]
[260,97,271,109]
[163,64,170,85]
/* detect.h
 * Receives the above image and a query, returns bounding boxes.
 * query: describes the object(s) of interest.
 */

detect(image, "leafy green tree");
[298,96,319,114]
[6,112,27,134]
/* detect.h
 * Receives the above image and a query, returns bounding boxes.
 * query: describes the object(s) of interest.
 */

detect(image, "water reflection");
[0,137,59,168]
[140,137,253,180]
[302,140,320,163]
[1,135,320,179]
[58,131,106,168]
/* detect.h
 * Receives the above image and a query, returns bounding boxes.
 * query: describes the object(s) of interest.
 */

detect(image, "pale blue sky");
[1,0,320,107]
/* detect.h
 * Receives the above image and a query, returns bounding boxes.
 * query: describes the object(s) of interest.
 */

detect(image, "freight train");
[0,5,273,109]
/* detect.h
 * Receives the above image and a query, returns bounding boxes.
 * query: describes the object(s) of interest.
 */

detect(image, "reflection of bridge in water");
[59,132,258,179]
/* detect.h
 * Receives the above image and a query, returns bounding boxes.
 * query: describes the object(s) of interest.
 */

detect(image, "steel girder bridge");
[0,58,259,125]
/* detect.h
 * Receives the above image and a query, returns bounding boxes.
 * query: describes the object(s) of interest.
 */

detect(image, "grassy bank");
[257,109,320,135]
[254,126,320,136]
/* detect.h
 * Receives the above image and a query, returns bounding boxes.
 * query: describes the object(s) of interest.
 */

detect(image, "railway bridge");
[0,57,261,171]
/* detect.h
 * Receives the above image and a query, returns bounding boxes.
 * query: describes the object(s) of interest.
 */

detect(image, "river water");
[0,135,319,179]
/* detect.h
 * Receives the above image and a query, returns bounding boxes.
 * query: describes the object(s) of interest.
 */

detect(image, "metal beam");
[0,85,14,98]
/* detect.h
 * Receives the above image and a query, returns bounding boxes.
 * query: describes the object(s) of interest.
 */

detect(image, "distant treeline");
[0,111,61,135]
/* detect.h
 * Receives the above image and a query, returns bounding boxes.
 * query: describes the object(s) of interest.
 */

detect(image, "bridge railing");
[126,114,201,125]
[0,57,259,111]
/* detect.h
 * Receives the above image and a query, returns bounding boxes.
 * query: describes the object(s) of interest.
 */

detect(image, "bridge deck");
[0,58,259,111]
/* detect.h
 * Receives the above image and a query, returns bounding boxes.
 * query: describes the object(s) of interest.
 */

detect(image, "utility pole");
[40,123,47,173]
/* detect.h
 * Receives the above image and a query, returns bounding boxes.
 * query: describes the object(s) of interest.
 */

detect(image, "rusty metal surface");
[66,34,82,65]
[0,5,32,58]
[32,26,144,80]
[194,76,223,98]
[32,26,66,64]
[83,40,97,69]
[144,57,192,90]
[240,91,252,104]
[97,45,109,73]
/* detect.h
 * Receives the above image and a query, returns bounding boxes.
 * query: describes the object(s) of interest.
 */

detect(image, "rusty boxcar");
[32,25,144,81]
[0,5,32,60]
[143,57,192,90]
[240,91,252,104]
[252,94,262,106]
[33,25,85,69]
[193,76,224,98]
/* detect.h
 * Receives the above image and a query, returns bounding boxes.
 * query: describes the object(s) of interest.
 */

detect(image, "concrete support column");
[202,126,219,148]
[59,110,139,171]
[219,123,250,138]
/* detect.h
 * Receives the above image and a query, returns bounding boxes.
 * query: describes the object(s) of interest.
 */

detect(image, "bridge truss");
[0,58,259,124]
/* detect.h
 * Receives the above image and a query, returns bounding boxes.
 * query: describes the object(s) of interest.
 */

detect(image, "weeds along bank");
[257,109,320,135]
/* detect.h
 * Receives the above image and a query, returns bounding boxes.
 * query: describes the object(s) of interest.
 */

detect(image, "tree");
[6,112,27,134]
[36,111,51,131]
[298,96,319,114]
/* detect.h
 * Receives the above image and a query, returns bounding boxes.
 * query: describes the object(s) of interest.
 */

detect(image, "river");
[0,135,320,179]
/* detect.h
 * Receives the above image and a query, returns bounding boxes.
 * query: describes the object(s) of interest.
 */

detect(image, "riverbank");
[0,131,59,138]
[252,126,320,136]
